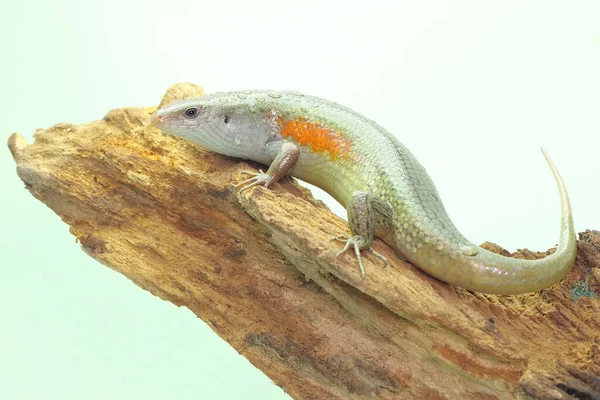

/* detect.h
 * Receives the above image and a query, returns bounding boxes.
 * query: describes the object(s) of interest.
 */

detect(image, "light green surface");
[1,1,599,399]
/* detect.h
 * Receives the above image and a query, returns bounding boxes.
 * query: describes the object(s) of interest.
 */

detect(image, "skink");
[152,90,576,295]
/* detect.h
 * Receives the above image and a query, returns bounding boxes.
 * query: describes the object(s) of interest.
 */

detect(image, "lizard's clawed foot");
[239,169,265,177]
[235,170,273,193]
[369,247,388,267]
[331,235,388,281]
[329,235,349,243]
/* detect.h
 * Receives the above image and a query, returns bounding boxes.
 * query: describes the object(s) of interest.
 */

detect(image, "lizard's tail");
[539,147,577,259]
[412,149,577,295]
[464,149,577,294]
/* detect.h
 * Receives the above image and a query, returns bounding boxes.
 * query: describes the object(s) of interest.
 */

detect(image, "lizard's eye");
[184,107,199,119]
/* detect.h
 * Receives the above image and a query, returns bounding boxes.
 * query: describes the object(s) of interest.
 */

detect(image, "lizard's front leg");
[235,142,300,192]
[332,191,394,280]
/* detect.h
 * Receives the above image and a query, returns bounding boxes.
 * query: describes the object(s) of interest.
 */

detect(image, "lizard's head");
[151,93,273,159]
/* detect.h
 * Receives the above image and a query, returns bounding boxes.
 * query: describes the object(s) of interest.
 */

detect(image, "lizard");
[151,90,577,295]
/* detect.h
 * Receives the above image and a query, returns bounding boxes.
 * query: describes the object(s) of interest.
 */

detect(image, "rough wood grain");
[7,83,600,400]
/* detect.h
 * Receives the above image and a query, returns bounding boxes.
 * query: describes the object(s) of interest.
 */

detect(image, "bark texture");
[7,83,600,400]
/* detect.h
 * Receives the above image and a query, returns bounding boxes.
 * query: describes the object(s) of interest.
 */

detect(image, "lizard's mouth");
[151,112,209,133]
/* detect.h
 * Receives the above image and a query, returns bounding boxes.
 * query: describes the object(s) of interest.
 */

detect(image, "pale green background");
[1,1,599,399]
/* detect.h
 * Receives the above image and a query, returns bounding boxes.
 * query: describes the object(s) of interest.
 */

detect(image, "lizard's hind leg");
[332,191,393,280]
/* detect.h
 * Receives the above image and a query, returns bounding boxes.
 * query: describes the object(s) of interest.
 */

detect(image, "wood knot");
[158,83,205,108]
[7,133,29,162]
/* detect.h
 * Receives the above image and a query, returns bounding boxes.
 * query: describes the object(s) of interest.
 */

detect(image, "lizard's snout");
[151,111,165,127]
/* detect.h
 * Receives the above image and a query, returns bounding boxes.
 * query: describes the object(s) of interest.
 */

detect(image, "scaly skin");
[152,90,577,295]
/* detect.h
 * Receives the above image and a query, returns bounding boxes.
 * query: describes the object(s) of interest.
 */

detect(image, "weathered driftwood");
[7,83,600,400]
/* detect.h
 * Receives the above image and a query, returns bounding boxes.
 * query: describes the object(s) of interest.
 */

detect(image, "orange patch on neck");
[278,117,352,159]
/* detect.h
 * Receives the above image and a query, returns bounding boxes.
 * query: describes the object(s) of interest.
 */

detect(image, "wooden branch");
[7,83,600,400]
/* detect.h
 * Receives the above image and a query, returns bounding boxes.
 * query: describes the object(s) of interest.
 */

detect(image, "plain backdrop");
[1,1,599,399]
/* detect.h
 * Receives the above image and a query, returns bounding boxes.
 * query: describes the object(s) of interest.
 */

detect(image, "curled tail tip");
[540,147,575,237]
[540,148,563,183]
[540,147,553,164]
